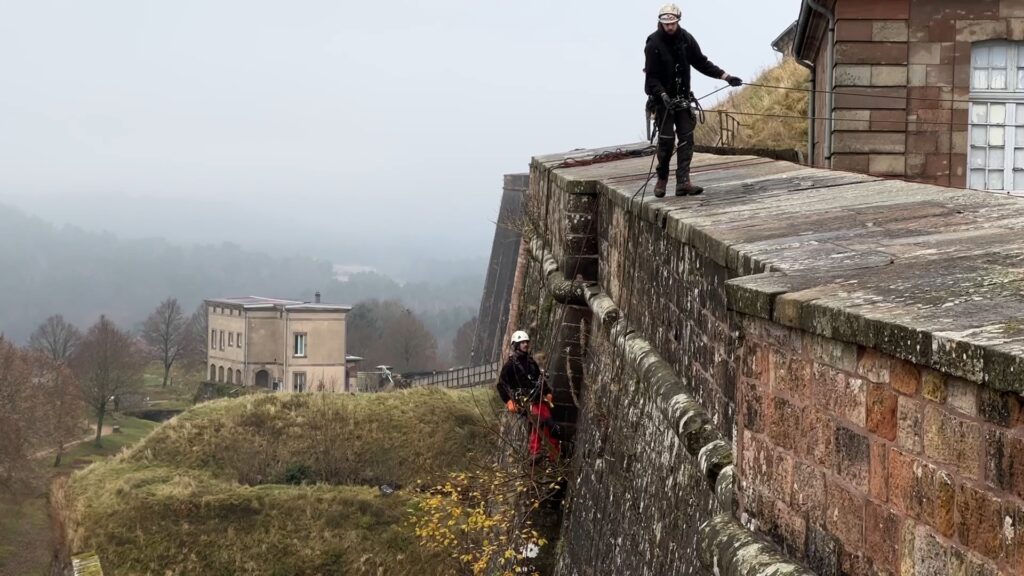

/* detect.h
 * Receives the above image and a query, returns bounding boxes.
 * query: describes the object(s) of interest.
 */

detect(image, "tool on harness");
[646,90,704,143]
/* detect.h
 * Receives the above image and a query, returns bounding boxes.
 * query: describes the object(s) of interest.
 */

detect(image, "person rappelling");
[497,330,560,463]
[645,3,743,198]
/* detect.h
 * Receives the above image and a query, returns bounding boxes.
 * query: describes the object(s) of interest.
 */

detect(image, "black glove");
[726,75,743,87]
[660,92,672,108]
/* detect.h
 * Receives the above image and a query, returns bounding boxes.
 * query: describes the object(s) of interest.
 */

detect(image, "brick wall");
[738,315,1024,575]
[811,0,1024,187]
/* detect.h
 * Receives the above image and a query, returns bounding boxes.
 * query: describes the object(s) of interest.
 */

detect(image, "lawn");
[58,415,160,471]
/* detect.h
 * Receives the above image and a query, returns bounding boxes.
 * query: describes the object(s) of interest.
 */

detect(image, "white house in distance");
[205,293,352,392]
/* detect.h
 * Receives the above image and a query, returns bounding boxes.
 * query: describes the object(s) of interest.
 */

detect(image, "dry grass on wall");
[695,57,810,151]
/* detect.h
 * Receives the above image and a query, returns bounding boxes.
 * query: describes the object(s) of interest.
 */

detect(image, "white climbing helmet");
[658,3,681,23]
[510,330,530,344]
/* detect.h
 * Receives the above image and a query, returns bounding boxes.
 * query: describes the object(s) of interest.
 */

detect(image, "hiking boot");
[675,179,704,196]
[653,177,668,198]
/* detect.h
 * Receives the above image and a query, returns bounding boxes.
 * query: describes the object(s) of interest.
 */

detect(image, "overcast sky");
[0,1,798,266]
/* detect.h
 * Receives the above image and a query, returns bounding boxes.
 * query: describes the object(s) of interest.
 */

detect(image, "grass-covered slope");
[695,57,811,151]
[59,388,499,576]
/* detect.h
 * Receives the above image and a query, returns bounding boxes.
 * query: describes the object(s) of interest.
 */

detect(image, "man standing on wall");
[645,3,743,198]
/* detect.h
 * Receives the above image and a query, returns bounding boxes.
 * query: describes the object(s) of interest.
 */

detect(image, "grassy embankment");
[0,364,196,576]
[695,57,811,151]
[59,387,500,576]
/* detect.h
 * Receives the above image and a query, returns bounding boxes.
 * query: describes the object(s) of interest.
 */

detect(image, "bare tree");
[0,338,46,488]
[74,316,144,446]
[28,314,82,366]
[141,298,187,388]
[385,307,440,373]
[28,315,85,466]
[451,316,477,367]
[180,303,209,372]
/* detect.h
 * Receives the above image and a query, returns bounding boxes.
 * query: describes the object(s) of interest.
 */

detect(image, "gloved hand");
[726,75,743,87]
[506,399,518,413]
[544,393,554,407]
[660,92,672,108]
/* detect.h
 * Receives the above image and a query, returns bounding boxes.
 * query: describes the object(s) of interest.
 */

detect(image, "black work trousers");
[654,105,696,181]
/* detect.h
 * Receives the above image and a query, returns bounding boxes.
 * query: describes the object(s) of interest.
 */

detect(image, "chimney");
[314,291,321,304]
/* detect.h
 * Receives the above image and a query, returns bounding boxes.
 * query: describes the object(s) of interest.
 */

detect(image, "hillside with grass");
[57,388,500,576]
[695,57,811,151]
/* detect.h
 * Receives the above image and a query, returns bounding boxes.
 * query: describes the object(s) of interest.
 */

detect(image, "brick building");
[791,0,1024,194]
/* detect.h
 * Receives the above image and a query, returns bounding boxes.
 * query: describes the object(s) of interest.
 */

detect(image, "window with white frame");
[237,332,243,348]
[210,329,216,349]
[293,372,306,393]
[228,332,234,347]
[294,333,307,357]
[969,41,1024,194]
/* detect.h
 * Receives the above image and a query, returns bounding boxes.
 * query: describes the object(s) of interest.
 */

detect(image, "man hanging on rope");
[645,3,742,198]
[497,330,560,462]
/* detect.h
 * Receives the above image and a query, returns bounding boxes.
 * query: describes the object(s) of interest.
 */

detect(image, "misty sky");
[0,1,798,266]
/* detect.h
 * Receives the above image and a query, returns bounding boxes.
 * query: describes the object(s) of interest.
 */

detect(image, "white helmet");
[658,3,681,24]
[511,330,530,344]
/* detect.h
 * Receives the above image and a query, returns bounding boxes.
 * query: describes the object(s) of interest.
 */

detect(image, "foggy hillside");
[0,203,482,354]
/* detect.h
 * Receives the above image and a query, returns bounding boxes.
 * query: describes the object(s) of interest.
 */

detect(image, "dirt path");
[32,424,115,460]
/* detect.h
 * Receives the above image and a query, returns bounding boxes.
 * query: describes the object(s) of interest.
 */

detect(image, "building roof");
[206,296,351,312]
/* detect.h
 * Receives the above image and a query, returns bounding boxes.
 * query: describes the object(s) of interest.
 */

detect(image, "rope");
[742,81,967,105]
[702,108,970,129]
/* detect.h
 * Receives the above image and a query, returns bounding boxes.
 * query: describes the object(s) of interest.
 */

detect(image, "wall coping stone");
[533,145,1024,394]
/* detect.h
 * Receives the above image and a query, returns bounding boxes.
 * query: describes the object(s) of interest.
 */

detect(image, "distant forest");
[0,203,482,362]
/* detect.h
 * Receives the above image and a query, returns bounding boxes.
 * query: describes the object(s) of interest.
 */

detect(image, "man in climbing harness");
[645,3,743,198]
[497,330,560,462]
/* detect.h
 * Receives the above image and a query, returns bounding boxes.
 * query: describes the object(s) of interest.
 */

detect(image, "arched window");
[210,364,216,381]
[969,41,1024,193]
[218,366,225,382]
[236,369,243,385]
[226,369,233,384]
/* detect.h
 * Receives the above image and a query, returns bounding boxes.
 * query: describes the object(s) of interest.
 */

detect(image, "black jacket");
[497,351,543,404]
[644,27,725,99]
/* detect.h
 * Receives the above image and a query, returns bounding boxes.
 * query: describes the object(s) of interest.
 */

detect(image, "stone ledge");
[536,148,1024,395]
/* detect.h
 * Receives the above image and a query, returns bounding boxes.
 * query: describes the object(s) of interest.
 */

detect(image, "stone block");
[921,369,946,402]
[792,461,827,525]
[826,478,866,549]
[948,546,999,576]
[864,502,901,572]
[836,65,872,87]
[869,154,907,175]
[836,41,909,65]
[837,19,874,41]
[857,348,891,383]
[912,527,950,575]
[801,405,837,469]
[835,87,908,110]
[956,19,1007,42]
[835,426,871,491]
[985,429,1024,499]
[870,441,888,502]
[908,63,927,85]
[809,334,859,373]
[807,524,841,576]
[952,130,968,154]
[867,383,898,441]
[769,395,803,452]
[925,64,954,87]
[771,351,811,398]
[742,378,766,433]
[836,0,910,19]
[955,483,1004,561]
[773,500,808,557]
[832,154,871,173]
[946,377,978,417]
[890,359,920,395]
[923,405,982,478]
[742,340,768,381]
[1011,19,1024,41]
[833,132,906,154]
[871,65,909,86]
[815,363,867,426]
[906,152,927,177]
[834,110,869,132]
[1004,0,1024,17]
[909,42,942,64]
[897,395,923,454]
[889,449,955,535]
[978,386,1021,427]
[1005,502,1024,572]
[874,20,909,42]
[871,109,908,131]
